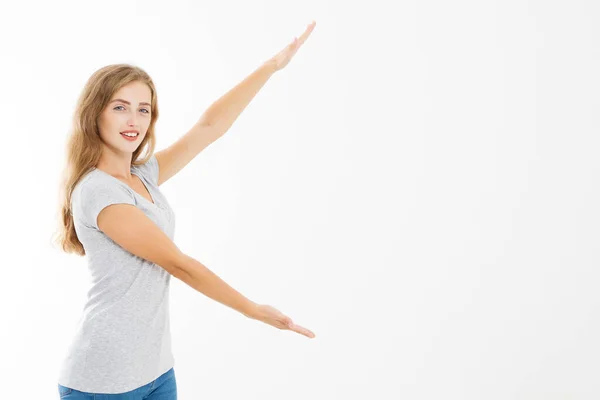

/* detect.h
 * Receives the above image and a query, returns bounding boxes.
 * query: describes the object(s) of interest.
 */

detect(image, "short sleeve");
[79,179,136,230]
[132,154,159,186]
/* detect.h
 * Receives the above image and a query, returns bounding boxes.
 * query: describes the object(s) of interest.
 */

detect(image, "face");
[97,80,152,154]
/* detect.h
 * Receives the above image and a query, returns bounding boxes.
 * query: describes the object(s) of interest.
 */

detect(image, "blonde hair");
[52,63,160,256]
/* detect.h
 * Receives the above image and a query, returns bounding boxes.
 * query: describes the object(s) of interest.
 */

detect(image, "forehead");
[111,81,152,103]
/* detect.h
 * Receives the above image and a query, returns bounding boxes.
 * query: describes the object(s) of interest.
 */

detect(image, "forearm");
[174,253,258,319]
[198,60,277,133]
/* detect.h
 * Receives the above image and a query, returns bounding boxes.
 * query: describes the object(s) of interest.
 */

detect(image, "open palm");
[268,21,316,72]
[252,304,316,338]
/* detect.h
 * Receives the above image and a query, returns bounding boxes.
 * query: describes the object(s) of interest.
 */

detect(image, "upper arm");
[96,204,184,276]
[77,178,183,276]
[154,122,221,186]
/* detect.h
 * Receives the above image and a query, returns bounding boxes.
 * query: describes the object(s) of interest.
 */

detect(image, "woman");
[53,21,316,399]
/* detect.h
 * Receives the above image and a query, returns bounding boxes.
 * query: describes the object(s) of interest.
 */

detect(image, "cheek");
[99,113,120,130]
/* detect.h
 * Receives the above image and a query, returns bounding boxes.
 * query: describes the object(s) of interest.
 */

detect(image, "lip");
[120,132,139,141]
[121,130,139,134]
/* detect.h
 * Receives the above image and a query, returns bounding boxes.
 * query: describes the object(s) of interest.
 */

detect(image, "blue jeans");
[57,367,177,399]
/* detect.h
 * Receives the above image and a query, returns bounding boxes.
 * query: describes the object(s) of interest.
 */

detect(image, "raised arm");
[154,60,275,186]
[154,21,317,186]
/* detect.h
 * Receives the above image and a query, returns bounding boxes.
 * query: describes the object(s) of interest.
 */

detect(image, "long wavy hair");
[52,63,160,256]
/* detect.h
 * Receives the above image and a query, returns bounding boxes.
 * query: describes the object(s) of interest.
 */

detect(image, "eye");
[114,105,150,114]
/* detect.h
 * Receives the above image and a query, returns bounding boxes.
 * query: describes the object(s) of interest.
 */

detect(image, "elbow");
[169,251,189,279]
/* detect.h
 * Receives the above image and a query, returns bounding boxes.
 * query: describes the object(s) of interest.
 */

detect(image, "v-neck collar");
[93,167,157,206]
[130,171,156,205]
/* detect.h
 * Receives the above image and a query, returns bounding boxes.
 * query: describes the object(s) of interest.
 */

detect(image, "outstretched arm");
[199,21,316,132]
[175,253,316,338]
[154,21,316,186]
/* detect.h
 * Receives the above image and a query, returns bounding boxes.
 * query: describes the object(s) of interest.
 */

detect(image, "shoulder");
[75,170,131,198]
[73,170,136,230]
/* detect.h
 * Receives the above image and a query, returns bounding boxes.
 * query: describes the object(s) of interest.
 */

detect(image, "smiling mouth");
[120,132,139,139]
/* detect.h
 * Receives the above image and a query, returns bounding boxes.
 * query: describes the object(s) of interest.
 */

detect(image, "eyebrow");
[110,99,152,107]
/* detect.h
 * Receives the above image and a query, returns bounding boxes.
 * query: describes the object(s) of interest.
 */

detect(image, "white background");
[0,0,598,399]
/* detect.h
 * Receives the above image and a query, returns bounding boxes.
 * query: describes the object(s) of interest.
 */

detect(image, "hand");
[250,304,316,338]
[266,20,316,72]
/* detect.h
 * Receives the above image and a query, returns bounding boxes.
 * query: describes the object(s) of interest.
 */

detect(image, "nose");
[126,112,139,126]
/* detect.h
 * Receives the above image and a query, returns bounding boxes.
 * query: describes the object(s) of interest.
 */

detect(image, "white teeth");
[122,132,138,137]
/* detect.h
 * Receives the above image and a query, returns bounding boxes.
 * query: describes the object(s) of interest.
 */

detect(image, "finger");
[300,21,316,39]
[294,30,309,48]
[291,323,315,338]
[298,21,316,45]
[283,37,297,53]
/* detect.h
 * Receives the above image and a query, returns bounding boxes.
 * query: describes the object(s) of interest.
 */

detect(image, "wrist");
[263,59,279,75]
[243,301,261,320]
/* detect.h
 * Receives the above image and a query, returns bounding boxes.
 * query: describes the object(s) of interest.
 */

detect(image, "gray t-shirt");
[57,154,177,394]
